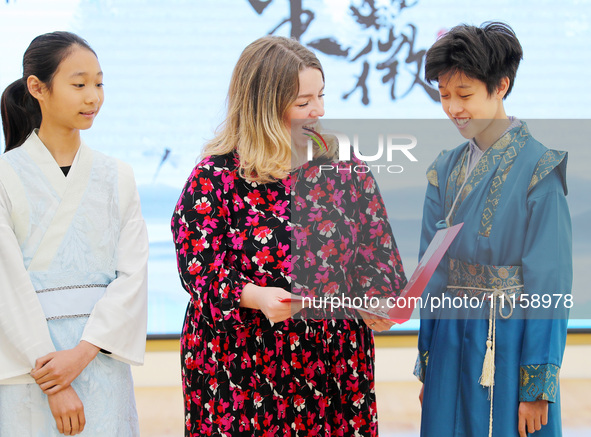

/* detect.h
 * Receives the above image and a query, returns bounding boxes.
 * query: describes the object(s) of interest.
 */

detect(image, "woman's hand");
[47,386,86,435]
[358,309,395,332]
[240,283,302,323]
[518,400,548,437]
[31,341,100,394]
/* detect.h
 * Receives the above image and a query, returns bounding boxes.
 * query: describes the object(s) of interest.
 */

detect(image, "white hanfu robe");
[0,131,148,436]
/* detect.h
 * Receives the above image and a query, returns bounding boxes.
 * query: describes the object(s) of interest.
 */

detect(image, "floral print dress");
[171,153,406,437]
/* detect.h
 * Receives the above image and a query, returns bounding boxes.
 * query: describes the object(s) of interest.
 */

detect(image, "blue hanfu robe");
[414,122,572,437]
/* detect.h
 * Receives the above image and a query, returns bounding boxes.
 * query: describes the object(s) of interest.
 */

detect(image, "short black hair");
[425,22,523,99]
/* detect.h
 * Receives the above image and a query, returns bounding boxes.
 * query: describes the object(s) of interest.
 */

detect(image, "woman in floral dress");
[171,36,406,437]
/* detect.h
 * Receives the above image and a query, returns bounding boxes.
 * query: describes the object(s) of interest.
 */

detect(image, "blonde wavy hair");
[202,36,325,183]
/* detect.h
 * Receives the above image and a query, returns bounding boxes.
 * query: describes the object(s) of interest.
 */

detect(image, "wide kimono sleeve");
[81,161,148,366]
[0,162,55,382]
[171,158,254,333]
[414,153,447,382]
[352,157,407,300]
[519,152,571,402]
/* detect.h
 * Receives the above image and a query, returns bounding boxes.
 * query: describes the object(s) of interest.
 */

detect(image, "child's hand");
[47,386,85,435]
[31,341,99,394]
[419,383,424,407]
[518,400,548,437]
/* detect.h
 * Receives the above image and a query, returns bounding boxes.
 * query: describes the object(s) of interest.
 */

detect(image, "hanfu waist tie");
[446,259,523,437]
[35,283,108,320]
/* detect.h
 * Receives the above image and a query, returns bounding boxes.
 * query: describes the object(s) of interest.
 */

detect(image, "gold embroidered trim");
[520,364,560,402]
[426,151,446,187]
[528,150,567,191]
[413,350,429,383]
[447,259,523,299]
[479,127,528,237]
[443,124,526,232]
[426,169,438,187]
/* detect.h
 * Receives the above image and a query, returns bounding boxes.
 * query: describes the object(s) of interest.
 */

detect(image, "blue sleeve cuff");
[413,350,429,383]
[519,364,560,403]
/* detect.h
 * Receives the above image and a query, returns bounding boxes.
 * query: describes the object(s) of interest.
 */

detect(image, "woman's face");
[285,67,325,151]
[33,46,104,133]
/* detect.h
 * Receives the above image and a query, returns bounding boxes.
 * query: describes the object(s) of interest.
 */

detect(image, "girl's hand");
[518,400,548,437]
[240,284,302,323]
[47,386,86,435]
[31,341,99,394]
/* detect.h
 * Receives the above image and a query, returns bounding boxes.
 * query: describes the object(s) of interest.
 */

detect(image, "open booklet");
[281,222,463,324]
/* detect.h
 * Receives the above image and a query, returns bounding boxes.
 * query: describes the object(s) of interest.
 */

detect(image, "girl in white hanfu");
[0,32,148,436]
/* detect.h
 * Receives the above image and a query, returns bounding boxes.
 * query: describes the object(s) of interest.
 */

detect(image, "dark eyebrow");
[69,71,104,78]
[438,84,472,90]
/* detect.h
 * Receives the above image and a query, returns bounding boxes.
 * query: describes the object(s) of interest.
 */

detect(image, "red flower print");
[253,226,273,244]
[200,177,214,194]
[276,242,289,258]
[253,392,263,408]
[293,415,305,431]
[352,391,364,408]
[363,176,376,193]
[254,247,274,265]
[324,281,339,295]
[262,425,279,437]
[307,184,326,202]
[306,166,321,180]
[246,190,264,206]
[194,197,212,215]
[350,413,367,430]
[294,394,306,411]
[318,219,336,237]
[366,197,381,215]
[191,237,209,254]
[319,240,337,260]
[239,414,250,432]
[288,332,300,350]
[187,259,202,276]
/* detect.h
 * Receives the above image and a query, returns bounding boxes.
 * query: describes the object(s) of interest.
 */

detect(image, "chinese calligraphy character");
[246,0,439,104]
[248,0,313,40]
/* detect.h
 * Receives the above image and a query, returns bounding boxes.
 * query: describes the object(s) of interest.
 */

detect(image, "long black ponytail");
[1,31,96,152]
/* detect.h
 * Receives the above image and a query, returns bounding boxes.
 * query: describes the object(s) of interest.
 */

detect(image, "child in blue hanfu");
[0,32,148,436]
[415,22,572,437]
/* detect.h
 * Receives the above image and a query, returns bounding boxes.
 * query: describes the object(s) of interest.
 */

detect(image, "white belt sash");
[36,284,108,320]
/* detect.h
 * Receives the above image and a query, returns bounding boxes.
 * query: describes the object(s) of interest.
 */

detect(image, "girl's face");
[285,67,325,151]
[437,72,509,149]
[34,46,104,132]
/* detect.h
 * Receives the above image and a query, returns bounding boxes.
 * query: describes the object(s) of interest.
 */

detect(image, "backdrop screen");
[1,0,589,334]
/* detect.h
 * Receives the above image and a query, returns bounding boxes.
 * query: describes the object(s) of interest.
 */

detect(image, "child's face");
[35,46,104,133]
[437,72,508,148]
